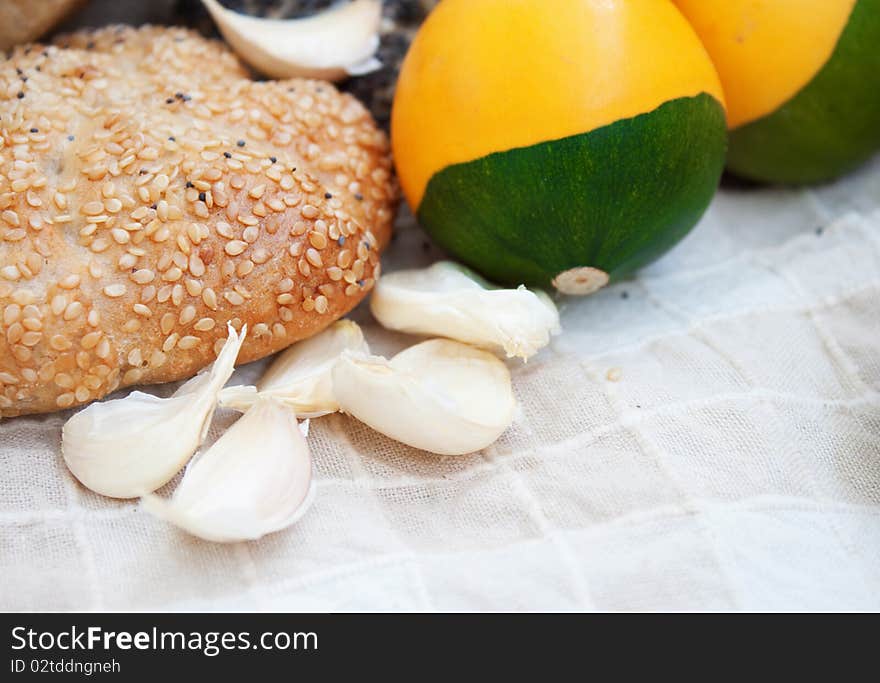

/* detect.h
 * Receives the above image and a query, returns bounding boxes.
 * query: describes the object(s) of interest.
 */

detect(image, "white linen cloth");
[2,155,880,612]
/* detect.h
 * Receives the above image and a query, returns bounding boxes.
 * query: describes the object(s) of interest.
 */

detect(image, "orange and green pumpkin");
[391,0,727,294]
[673,0,880,184]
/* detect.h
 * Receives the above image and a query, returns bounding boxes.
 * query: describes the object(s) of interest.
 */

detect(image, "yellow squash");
[392,0,728,293]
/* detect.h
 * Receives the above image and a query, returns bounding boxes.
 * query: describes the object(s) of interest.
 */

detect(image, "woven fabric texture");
[2,155,880,612]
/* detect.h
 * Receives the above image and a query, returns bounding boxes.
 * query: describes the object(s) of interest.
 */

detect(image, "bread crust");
[0,26,397,417]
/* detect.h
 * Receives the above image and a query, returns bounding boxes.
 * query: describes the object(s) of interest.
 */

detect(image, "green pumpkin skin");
[417,93,727,291]
[727,0,880,185]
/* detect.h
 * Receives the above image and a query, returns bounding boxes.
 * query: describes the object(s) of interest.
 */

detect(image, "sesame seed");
[123,369,143,385]
[118,253,137,270]
[309,232,328,250]
[0,266,20,281]
[80,330,103,351]
[185,279,203,297]
[179,305,196,325]
[103,284,127,298]
[224,291,245,306]
[242,226,259,243]
[306,248,323,268]
[131,269,155,284]
[21,331,42,347]
[203,288,218,310]
[128,349,143,367]
[225,240,247,256]
[63,302,84,321]
[50,335,72,352]
[188,254,206,277]
[237,140,245,147]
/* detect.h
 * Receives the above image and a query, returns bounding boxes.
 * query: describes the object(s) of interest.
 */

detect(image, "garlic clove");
[370,261,561,361]
[62,324,247,499]
[201,0,383,81]
[332,339,515,456]
[220,319,369,417]
[141,397,314,543]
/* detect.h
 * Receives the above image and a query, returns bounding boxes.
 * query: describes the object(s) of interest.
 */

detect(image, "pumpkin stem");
[552,267,609,296]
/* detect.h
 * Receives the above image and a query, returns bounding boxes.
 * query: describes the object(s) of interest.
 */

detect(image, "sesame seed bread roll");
[0,27,397,417]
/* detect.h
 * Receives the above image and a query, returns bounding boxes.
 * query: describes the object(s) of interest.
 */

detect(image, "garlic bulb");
[332,339,515,455]
[142,398,314,543]
[62,324,247,499]
[201,0,382,81]
[370,261,561,360]
[220,319,368,417]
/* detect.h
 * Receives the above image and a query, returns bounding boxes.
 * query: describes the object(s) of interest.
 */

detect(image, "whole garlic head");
[332,339,515,456]
[142,397,314,543]
[201,0,382,81]
[220,319,368,417]
[62,324,246,499]
[370,261,560,360]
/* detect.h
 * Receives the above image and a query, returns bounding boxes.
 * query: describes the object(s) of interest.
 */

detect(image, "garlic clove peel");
[62,324,247,499]
[201,0,383,81]
[370,261,561,360]
[332,339,515,456]
[141,397,314,543]
[220,319,369,417]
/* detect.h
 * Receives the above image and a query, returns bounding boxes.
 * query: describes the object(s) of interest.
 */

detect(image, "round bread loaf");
[0,26,397,417]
